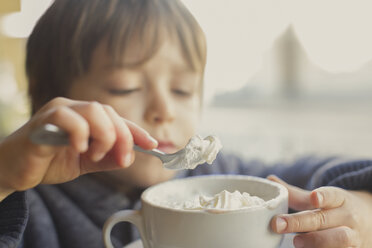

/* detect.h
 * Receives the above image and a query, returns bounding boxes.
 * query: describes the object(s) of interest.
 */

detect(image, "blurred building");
[208,26,372,162]
[213,26,372,107]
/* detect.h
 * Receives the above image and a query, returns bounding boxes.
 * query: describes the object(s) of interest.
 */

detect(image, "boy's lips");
[156,141,178,154]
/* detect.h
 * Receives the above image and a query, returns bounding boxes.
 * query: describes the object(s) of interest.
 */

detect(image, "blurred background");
[1,0,372,163]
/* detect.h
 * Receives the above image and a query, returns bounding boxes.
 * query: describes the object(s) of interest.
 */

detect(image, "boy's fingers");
[79,150,134,174]
[311,187,346,209]
[70,102,116,162]
[293,226,360,248]
[272,207,349,234]
[124,119,158,149]
[267,175,313,211]
[40,106,89,153]
[103,106,135,167]
[38,97,74,112]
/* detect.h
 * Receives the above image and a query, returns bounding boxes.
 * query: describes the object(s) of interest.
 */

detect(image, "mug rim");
[141,175,288,214]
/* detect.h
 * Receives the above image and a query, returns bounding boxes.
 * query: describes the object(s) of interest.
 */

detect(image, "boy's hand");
[268,175,372,248]
[0,97,158,201]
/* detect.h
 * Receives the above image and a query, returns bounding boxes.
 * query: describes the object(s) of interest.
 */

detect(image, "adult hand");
[268,175,372,248]
[0,97,158,201]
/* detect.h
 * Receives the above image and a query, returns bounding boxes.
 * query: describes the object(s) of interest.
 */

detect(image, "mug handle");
[103,210,150,248]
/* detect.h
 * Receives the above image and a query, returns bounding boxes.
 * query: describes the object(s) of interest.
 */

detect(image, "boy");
[1,0,372,247]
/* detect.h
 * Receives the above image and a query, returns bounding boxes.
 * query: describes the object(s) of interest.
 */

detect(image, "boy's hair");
[26,0,206,114]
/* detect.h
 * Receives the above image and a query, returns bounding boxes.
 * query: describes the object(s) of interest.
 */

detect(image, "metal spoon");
[29,123,187,170]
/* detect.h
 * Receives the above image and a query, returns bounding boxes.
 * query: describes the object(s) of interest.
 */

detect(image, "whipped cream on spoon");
[134,135,222,170]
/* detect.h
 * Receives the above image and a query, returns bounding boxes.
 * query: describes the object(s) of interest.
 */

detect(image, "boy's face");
[68,39,202,187]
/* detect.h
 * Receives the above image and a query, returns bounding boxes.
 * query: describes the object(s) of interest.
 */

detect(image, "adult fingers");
[293,226,360,248]
[272,207,351,234]
[312,186,347,209]
[271,186,351,234]
[267,175,313,211]
[268,176,347,210]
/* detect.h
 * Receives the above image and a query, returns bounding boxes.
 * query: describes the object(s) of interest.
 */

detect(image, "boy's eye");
[172,89,192,97]
[107,88,141,95]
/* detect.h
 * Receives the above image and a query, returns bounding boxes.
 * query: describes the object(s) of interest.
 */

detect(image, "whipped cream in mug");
[164,135,222,170]
[184,190,265,211]
[153,190,265,212]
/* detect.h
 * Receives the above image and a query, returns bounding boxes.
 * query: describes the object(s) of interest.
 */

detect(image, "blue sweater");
[1,153,372,248]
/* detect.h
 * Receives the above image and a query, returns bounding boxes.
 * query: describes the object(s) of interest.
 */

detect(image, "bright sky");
[2,0,372,101]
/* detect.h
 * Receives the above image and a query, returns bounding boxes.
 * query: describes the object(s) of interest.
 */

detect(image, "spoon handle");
[133,145,165,160]
[29,124,70,146]
[29,124,165,159]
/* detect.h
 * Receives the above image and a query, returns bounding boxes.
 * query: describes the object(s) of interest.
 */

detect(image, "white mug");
[103,175,288,248]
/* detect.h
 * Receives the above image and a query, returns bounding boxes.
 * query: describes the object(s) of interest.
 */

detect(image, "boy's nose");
[144,93,175,124]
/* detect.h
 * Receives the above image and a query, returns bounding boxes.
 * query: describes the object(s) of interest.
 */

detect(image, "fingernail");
[316,192,323,206]
[123,153,132,167]
[147,135,158,146]
[79,141,88,152]
[276,217,287,233]
[92,151,105,162]
[294,236,304,248]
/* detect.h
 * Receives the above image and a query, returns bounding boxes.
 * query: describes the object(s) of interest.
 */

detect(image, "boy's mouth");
[157,141,177,154]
